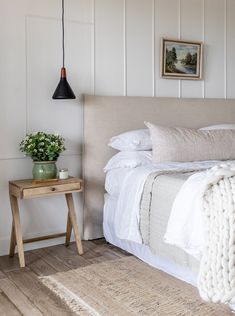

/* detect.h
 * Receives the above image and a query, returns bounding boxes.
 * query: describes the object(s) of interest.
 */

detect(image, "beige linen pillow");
[145,122,235,163]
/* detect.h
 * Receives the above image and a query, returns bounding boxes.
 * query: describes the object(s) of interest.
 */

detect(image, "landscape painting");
[161,38,203,79]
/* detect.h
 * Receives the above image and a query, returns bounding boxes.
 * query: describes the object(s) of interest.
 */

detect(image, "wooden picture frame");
[161,38,203,80]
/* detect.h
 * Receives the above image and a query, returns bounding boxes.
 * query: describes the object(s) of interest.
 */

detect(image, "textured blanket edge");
[198,164,235,305]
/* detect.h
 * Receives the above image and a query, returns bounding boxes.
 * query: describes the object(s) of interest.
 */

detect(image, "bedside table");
[8,177,83,268]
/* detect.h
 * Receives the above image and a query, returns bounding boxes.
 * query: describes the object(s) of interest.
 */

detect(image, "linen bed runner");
[140,172,192,245]
[139,171,199,273]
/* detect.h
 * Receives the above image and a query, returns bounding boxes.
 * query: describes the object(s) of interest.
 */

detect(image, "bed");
[103,160,227,286]
[83,95,235,304]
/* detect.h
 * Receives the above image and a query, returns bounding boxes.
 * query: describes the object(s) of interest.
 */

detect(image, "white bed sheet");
[105,168,131,196]
[103,193,198,286]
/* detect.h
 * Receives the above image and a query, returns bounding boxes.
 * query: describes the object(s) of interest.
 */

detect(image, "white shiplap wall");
[0,0,93,255]
[0,0,234,255]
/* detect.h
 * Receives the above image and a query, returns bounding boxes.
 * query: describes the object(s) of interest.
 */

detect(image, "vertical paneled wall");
[0,0,235,254]
[180,0,204,98]
[154,0,180,97]
[94,0,235,99]
[126,0,153,96]
[94,0,125,95]
[204,0,226,98]
[0,0,93,255]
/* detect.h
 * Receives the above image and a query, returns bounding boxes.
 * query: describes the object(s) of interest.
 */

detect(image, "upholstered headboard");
[83,95,235,240]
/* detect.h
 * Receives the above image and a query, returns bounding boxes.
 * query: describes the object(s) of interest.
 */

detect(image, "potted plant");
[20,132,65,180]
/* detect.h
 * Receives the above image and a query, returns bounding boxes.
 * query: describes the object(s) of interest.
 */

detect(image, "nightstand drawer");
[23,182,82,198]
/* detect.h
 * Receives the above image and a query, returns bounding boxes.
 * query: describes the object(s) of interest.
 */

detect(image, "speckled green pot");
[32,161,57,180]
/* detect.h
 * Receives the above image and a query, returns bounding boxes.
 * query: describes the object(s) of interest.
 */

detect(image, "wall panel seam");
[202,0,205,98]
[123,0,127,96]
[25,16,29,134]
[0,153,82,162]
[25,14,93,25]
[92,0,95,95]
[178,0,181,98]
[152,0,156,97]
[0,157,27,161]
[224,0,227,99]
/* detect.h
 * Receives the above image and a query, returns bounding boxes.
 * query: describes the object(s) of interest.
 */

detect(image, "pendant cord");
[62,0,65,68]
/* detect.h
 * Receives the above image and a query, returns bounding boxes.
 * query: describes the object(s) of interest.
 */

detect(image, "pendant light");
[52,0,76,99]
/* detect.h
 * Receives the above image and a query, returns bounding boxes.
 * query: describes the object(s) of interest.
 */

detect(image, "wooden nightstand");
[8,177,83,268]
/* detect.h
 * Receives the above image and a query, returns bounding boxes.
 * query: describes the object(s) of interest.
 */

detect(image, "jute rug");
[40,256,232,316]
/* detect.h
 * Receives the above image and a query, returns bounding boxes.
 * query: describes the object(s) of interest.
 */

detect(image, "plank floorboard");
[0,292,22,316]
[0,270,7,279]
[32,248,71,273]
[0,278,43,316]
[91,238,108,245]
[75,239,130,261]
[72,241,97,258]
[86,250,121,264]
[27,256,58,277]
[39,244,89,269]
[0,252,38,273]
[6,270,76,316]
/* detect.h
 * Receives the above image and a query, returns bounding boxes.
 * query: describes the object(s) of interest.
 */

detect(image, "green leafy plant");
[20,132,65,161]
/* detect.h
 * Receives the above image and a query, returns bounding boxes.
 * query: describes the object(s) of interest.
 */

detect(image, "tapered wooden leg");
[9,195,25,268]
[9,221,16,257]
[65,214,72,246]
[65,193,83,255]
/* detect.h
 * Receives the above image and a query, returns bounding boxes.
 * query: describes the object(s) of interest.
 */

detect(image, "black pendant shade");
[52,0,76,100]
[52,68,76,99]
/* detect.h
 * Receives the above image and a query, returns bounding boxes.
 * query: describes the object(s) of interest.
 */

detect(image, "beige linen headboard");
[83,95,235,240]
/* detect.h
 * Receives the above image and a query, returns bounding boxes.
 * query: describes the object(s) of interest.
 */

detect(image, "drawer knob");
[51,187,56,191]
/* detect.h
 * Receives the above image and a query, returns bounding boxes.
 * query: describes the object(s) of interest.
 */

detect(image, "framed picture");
[161,38,203,80]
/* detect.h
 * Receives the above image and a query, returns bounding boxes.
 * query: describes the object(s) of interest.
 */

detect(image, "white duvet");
[164,171,207,260]
[164,161,235,260]
[114,160,224,244]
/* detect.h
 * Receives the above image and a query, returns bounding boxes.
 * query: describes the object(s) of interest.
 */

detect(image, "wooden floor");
[0,239,130,316]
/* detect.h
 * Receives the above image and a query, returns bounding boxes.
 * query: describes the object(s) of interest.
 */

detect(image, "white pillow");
[104,151,152,172]
[200,124,235,130]
[108,129,151,151]
[146,122,235,163]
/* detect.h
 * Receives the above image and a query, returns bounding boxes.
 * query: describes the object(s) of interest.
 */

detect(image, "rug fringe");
[40,276,101,316]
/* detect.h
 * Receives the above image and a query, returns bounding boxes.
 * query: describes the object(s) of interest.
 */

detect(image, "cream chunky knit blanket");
[198,163,235,305]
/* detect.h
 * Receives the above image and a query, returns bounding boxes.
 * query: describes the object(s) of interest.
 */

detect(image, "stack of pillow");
[104,129,153,172]
[104,123,235,172]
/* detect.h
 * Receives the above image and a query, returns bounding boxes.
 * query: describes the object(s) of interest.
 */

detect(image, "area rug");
[40,256,232,315]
